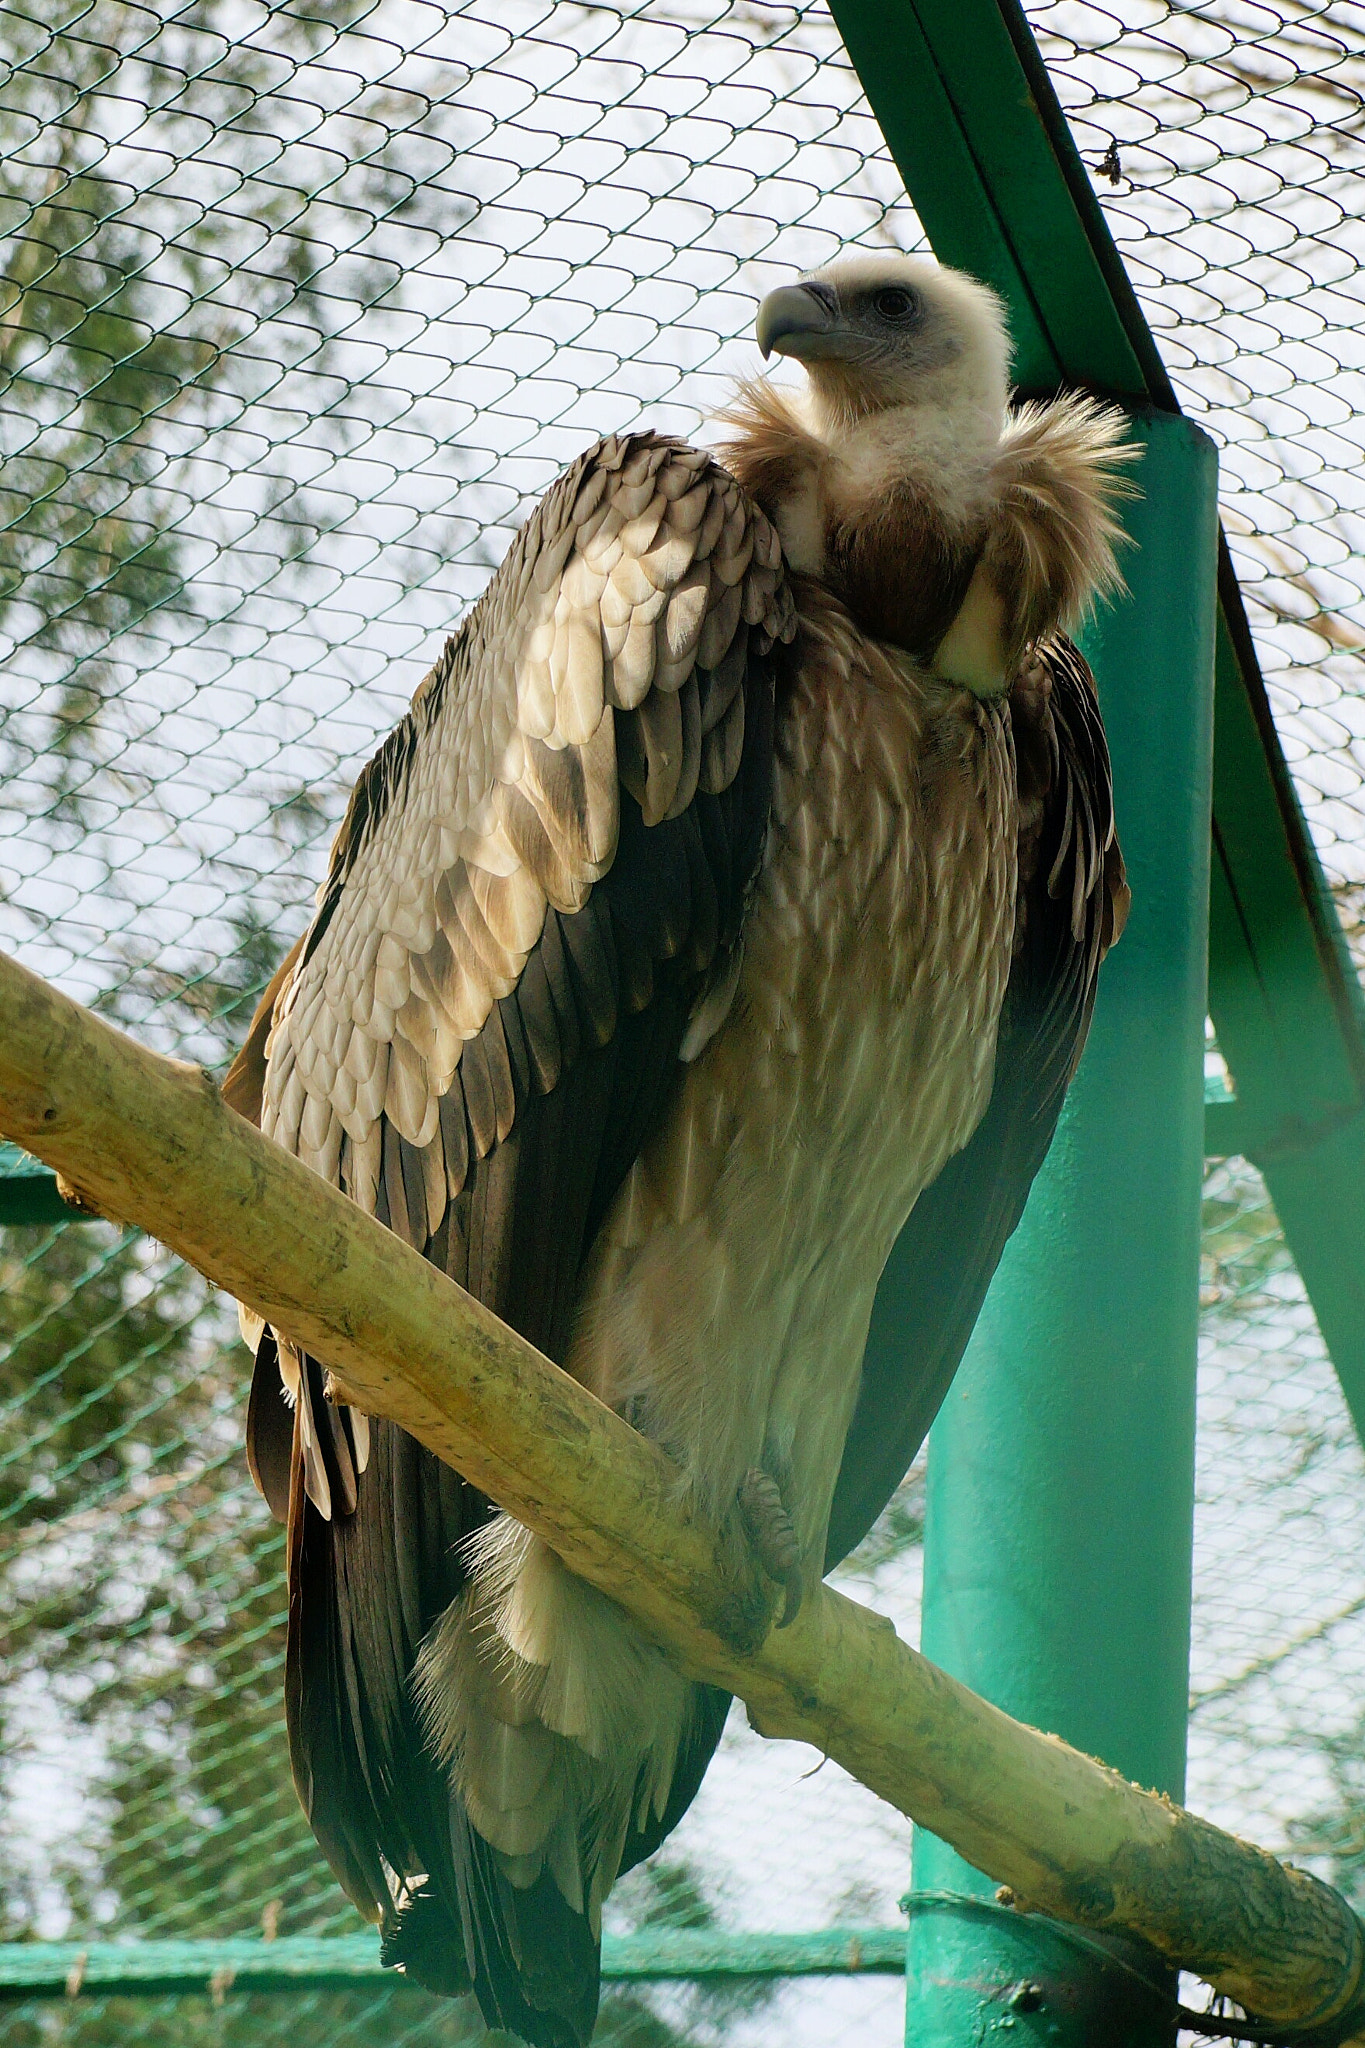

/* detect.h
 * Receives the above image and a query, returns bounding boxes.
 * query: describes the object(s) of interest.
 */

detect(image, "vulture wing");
[825,635,1129,1566]
[223,430,793,2048]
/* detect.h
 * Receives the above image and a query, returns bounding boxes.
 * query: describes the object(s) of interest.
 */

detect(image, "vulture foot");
[738,1467,803,1627]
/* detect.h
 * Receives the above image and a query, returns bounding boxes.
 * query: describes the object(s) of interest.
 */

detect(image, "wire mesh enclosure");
[2,1,1365,2043]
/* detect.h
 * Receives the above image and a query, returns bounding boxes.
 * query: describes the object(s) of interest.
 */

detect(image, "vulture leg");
[737,1465,804,1627]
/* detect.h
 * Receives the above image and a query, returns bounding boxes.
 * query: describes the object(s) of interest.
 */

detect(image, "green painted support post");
[904,412,1219,2045]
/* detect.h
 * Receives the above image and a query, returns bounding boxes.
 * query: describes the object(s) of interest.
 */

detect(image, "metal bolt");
[1007,1980,1046,2013]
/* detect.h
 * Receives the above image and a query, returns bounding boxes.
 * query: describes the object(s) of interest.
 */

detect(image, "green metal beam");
[826,0,1365,1453]
[1205,568,1365,1436]
[904,409,1216,2048]
[0,1930,906,2000]
[830,0,1161,398]
[904,1896,1173,2043]
[0,1143,70,1226]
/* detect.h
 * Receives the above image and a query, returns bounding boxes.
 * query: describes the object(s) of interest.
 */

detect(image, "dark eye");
[873,286,917,321]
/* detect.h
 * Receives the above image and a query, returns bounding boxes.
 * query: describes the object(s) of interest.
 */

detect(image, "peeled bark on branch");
[1,942,1362,2039]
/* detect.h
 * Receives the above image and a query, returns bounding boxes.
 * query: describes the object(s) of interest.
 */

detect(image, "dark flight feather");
[350,722,781,2040]
[244,1329,293,1524]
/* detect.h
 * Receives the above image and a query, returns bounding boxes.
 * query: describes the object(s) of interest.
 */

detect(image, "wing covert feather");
[252,433,791,1215]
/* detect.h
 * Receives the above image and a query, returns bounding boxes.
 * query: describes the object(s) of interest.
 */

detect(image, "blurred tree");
[1289,1717,1365,1914]
[0,0,472,828]
[0,1,479,1962]
[0,1215,331,1946]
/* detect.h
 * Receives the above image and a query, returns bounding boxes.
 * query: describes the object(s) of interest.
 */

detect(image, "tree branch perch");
[1,942,1362,2040]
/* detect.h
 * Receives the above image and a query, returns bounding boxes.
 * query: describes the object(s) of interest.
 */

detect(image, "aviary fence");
[1,1,1363,2044]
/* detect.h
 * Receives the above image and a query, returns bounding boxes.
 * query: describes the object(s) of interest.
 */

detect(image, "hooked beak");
[755,280,840,362]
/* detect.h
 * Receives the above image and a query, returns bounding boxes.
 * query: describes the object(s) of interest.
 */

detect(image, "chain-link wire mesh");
[2,2,1364,2043]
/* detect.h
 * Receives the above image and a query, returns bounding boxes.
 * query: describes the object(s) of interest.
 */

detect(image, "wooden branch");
[2,941,1362,2039]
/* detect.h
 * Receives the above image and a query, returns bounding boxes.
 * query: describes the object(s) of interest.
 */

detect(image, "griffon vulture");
[225,253,1132,2048]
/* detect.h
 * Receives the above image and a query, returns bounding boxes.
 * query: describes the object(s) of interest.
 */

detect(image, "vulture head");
[728,252,1132,678]
[755,253,1010,430]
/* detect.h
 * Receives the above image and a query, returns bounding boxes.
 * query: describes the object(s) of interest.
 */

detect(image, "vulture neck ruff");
[716,377,1004,682]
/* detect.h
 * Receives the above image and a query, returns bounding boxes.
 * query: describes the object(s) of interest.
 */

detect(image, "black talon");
[738,1466,804,1627]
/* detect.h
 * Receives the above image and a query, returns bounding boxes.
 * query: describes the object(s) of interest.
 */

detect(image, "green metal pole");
[904,411,1218,2046]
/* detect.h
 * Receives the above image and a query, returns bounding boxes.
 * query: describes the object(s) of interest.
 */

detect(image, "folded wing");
[224,430,793,2048]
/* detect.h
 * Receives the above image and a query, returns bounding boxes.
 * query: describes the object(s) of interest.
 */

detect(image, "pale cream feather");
[983,391,1139,650]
